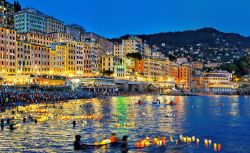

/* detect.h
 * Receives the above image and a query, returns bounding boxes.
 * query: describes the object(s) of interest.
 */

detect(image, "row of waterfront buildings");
[0,1,238,94]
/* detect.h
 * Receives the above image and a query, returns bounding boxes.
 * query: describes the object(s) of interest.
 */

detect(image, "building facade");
[0,27,16,75]
[14,8,46,33]
[45,16,64,33]
[0,0,14,28]
[65,24,85,41]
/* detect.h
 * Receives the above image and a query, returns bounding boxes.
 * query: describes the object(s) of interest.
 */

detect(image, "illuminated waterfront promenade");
[0,95,249,152]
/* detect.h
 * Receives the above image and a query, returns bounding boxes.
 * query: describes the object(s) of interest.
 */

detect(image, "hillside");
[110,28,250,62]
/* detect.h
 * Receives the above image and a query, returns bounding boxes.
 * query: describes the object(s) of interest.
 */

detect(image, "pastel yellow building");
[49,43,67,75]
[122,36,143,55]
[114,44,123,58]
[16,41,32,75]
[18,32,55,46]
[143,57,166,81]
[101,55,125,79]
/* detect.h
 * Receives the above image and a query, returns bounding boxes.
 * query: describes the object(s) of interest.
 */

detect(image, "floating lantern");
[135,141,144,148]
[180,135,183,139]
[115,123,120,128]
[183,137,187,143]
[162,137,167,144]
[196,138,200,144]
[157,140,163,146]
[192,136,195,142]
[204,139,209,146]
[170,136,173,142]
[214,143,217,151]
[218,144,221,151]
[145,138,150,147]
[208,140,212,145]
[153,138,158,144]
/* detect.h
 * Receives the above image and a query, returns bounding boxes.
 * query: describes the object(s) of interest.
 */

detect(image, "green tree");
[103,70,114,77]
[126,52,142,60]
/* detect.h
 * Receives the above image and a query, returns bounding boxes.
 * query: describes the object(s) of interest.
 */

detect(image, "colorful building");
[31,44,50,75]
[18,32,55,46]
[194,71,235,93]
[176,63,192,91]
[122,36,143,55]
[49,42,67,75]
[16,41,32,75]
[48,32,73,42]
[0,27,16,75]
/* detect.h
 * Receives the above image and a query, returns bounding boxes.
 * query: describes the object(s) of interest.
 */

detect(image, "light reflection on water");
[0,95,249,153]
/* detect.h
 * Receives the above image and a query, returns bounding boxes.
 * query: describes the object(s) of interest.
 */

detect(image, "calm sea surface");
[0,95,249,153]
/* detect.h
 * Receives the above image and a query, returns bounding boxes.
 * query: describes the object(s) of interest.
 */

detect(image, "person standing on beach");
[121,135,128,153]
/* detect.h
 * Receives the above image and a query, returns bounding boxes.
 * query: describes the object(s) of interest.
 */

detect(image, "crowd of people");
[0,86,155,112]
[0,86,86,112]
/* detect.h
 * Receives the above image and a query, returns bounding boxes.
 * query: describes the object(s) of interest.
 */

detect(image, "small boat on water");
[135,99,147,105]
[164,100,176,106]
[152,99,161,105]
[217,102,224,107]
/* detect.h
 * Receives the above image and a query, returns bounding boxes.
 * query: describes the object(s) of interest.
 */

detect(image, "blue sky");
[10,0,250,38]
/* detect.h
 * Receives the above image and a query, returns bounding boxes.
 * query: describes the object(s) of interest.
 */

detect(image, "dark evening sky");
[10,0,250,38]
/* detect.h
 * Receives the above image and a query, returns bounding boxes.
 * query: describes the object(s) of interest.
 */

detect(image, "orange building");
[134,59,144,74]
[176,63,192,91]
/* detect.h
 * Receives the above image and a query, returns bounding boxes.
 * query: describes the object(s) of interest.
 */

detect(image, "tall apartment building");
[65,24,85,41]
[31,44,50,75]
[16,41,32,75]
[122,36,143,55]
[0,0,14,28]
[66,42,79,76]
[114,44,123,58]
[49,43,67,75]
[82,32,113,54]
[83,42,92,75]
[14,8,46,33]
[0,27,16,75]
[74,42,84,76]
[176,63,192,91]
[143,57,165,81]
[45,16,64,33]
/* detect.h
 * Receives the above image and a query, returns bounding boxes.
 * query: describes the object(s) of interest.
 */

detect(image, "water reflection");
[0,96,249,153]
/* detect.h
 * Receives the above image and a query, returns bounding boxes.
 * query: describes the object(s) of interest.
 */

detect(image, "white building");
[176,57,188,65]
[14,8,46,33]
